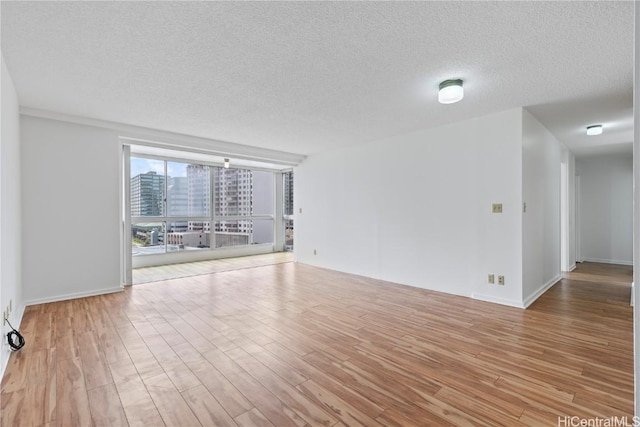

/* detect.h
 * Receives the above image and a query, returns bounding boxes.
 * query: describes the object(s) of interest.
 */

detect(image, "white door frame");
[575,175,581,264]
[560,159,569,272]
[121,143,132,286]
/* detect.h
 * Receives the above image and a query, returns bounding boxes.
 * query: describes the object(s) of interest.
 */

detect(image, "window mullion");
[164,160,168,253]
[211,165,216,247]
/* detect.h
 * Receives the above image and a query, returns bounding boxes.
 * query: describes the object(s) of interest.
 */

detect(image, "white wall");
[522,109,562,306]
[577,153,633,265]
[1,55,23,377]
[474,109,524,306]
[295,108,524,307]
[21,116,122,304]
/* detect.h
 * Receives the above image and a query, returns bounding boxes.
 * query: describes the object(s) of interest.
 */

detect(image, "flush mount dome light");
[438,79,464,104]
[586,125,603,136]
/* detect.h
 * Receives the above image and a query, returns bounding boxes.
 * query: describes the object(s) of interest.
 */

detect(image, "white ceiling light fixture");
[224,158,230,168]
[586,124,603,136]
[438,79,464,104]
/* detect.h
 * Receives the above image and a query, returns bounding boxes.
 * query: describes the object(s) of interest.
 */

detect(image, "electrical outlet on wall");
[498,275,505,285]
[488,274,495,284]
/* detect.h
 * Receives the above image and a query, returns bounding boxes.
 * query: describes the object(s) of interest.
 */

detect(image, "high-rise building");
[283,171,294,250]
[213,168,253,235]
[284,171,294,216]
[136,165,274,249]
[131,171,164,216]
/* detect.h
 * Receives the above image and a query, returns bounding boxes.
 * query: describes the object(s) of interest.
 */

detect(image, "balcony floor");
[133,252,294,284]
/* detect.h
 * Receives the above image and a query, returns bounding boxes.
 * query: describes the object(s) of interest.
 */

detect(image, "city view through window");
[283,170,294,251]
[131,156,275,255]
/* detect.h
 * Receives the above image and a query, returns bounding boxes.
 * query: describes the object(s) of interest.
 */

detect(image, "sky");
[131,157,188,178]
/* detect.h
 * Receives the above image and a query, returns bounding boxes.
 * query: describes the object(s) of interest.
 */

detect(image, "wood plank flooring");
[1,260,633,426]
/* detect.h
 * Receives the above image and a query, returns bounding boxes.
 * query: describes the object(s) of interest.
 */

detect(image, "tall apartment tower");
[283,171,294,216]
[283,171,294,250]
[130,171,165,216]
[214,168,253,234]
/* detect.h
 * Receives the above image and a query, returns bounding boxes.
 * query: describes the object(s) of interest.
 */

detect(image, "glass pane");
[166,162,211,218]
[166,162,188,217]
[167,221,210,251]
[252,171,274,215]
[132,222,165,256]
[283,171,294,216]
[214,220,251,248]
[213,220,273,247]
[130,157,164,216]
[252,219,274,244]
[186,164,211,217]
[214,168,252,216]
[285,219,294,251]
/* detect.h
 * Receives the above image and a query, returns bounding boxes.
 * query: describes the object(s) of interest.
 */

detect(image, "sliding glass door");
[128,154,276,264]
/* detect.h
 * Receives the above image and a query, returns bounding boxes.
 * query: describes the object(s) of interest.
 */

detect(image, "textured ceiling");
[1,1,633,157]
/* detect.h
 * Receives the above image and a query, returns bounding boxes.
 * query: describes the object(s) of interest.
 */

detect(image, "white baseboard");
[581,258,633,266]
[0,303,25,381]
[473,275,561,310]
[471,293,525,309]
[523,275,561,308]
[569,264,577,272]
[23,286,123,307]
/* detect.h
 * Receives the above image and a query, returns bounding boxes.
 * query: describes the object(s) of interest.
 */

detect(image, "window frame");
[130,153,275,257]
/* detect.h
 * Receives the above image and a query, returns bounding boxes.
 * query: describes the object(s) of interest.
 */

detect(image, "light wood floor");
[133,252,294,284]
[1,261,633,426]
